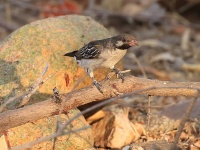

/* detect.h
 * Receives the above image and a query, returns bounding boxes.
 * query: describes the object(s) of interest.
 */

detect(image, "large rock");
[0,15,114,149]
[6,109,94,149]
[0,15,115,107]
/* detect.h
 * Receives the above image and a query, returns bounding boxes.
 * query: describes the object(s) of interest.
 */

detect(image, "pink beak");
[129,40,139,46]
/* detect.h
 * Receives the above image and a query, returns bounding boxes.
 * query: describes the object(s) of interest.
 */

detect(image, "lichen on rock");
[0,15,111,107]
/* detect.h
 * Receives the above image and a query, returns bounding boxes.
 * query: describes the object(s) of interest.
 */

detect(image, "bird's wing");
[78,43,101,59]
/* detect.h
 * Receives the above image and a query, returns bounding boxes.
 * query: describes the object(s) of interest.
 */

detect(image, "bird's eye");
[122,38,126,42]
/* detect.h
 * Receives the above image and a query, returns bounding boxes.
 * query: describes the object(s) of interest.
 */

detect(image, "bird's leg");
[87,68,103,93]
[110,66,125,82]
[92,78,103,93]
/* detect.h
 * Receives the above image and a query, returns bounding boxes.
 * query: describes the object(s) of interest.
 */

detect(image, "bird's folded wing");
[79,44,101,59]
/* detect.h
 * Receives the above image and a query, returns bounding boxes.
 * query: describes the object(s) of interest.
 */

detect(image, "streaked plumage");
[64,34,139,93]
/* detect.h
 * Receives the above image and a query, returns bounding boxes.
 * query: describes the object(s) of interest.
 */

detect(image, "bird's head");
[114,34,139,49]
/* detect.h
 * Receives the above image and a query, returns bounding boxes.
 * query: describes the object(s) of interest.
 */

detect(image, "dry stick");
[181,28,191,51]
[0,92,25,112]
[19,73,54,107]
[5,86,200,149]
[115,100,163,109]
[1,76,200,133]
[53,86,200,135]
[170,93,198,150]
[11,85,199,149]
[18,63,50,106]
[147,95,151,126]
[131,53,147,78]
[146,95,152,141]
[11,87,155,150]
[52,117,60,150]
[0,63,49,112]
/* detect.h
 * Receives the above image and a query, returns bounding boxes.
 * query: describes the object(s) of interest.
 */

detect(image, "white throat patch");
[116,40,123,47]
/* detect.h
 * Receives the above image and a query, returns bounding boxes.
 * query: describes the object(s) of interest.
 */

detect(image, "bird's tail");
[63,50,78,57]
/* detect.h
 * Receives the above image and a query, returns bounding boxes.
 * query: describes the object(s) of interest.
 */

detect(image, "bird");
[64,34,139,93]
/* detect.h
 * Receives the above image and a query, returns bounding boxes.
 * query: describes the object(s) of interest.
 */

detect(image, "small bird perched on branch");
[64,34,139,93]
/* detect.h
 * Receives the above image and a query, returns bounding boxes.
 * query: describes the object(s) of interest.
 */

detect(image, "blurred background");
[0,0,200,82]
[1,0,200,148]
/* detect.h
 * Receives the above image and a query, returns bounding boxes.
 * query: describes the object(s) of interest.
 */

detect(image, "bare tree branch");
[0,75,200,133]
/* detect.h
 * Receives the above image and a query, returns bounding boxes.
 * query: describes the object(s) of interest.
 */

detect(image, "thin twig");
[147,95,151,126]
[59,87,158,133]
[170,92,199,150]
[0,63,49,112]
[11,87,158,150]
[18,73,54,107]
[0,92,24,112]
[10,84,199,149]
[17,63,50,107]
[181,28,191,51]
[52,116,62,150]
[130,53,147,78]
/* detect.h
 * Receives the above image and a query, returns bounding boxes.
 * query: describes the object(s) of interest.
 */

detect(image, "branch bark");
[1,75,200,133]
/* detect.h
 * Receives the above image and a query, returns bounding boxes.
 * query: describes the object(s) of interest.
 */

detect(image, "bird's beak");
[129,40,139,46]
